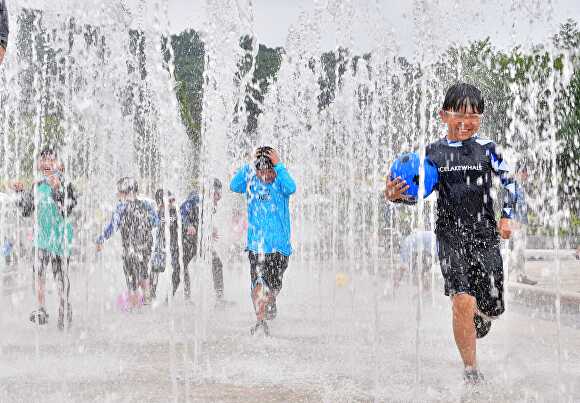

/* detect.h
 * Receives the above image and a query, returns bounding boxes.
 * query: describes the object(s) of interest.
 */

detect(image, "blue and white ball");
[389,152,439,200]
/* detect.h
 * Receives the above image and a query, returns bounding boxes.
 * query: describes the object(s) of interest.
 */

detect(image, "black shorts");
[122,249,150,291]
[248,252,289,293]
[438,236,505,318]
[36,249,67,278]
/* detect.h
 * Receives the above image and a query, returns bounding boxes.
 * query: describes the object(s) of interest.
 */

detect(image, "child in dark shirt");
[386,83,518,384]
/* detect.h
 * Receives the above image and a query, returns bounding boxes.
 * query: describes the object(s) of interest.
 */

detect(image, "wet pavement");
[1,258,579,402]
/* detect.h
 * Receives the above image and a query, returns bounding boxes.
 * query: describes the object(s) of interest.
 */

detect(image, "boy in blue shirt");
[386,83,518,384]
[230,147,296,326]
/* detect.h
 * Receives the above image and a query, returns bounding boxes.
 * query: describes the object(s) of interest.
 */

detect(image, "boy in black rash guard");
[385,83,518,384]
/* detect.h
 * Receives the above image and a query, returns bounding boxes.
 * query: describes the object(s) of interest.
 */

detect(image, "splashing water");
[0,0,579,401]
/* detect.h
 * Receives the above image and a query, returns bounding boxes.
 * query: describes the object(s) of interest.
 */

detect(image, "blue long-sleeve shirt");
[512,185,528,224]
[179,191,200,228]
[230,163,296,256]
[96,198,159,244]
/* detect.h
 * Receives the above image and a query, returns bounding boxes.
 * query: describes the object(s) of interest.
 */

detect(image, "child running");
[13,146,77,330]
[177,179,224,302]
[96,177,158,308]
[230,147,296,335]
[385,83,518,384]
[150,189,180,299]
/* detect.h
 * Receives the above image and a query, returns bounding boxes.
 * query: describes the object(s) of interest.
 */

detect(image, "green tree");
[169,29,205,147]
[553,19,580,214]
[244,43,283,133]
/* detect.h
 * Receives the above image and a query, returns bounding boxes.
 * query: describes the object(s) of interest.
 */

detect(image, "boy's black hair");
[117,176,138,194]
[213,178,222,191]
[40,145,58,158]
[442,83,484,114]
[155,188,174,206]
[254,146,274,170]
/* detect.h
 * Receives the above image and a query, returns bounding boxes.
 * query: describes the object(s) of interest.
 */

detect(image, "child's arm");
[144,201,160,227]
[16,187,35,217]
[488,144,519,219]
[488,144,519,239]
[96,202,125,244]
[53,182,78,218]
[230,164,251,194]
[385,177,415,205]
[274,164,296,196]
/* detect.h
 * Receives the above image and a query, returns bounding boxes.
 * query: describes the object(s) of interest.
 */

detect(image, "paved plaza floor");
[1,256,579,402]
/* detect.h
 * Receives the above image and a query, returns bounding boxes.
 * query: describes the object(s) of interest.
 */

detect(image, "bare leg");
[212,251,224,299]
[55,270,66,329]
[30,252,50,324]
[36,252,50,308]
[36,270,46,308]
[140,278,150,304]
[394,265,406,290]
[452,293,477,369]
[183,265,191,299]
[128,291,138,308]
[422,269,431,291]
[150,272,158,298]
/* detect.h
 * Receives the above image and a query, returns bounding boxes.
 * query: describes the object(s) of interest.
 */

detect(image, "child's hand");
[186,226,196,236]
[266,149,280,165]
[96,243,103,252]
[385,176,410,202]
[47,174,62,191]
[498,218,512,240]
[9,180,25,192]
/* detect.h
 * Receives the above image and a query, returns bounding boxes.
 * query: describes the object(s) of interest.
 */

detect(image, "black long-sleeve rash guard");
[423,135,519,240]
